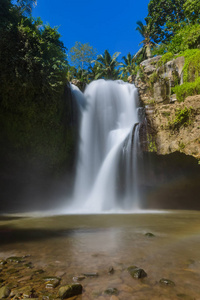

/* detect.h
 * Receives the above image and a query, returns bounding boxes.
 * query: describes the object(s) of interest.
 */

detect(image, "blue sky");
[32,0,150,61]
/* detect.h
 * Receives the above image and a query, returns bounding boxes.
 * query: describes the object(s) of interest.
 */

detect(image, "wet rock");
[43,277,61,288]
[104,288,119,295]
[24,262,33,269]
[145,232,155,237]
[7,268,19,274]
[127,266,147,279]
[58,283,82,299]
[73,276,85,282]
[159,278,175,286]
[82,272,98,277]
[108,267,114,274]
[17,275,32,282]
[7,257,24,263]
[0,286,11,298]
[33,269,44,274]
[14,285,34,298]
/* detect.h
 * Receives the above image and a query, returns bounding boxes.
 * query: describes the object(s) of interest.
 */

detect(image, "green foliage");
[179,141,185,150]
[146,0,187,43]
[92,50,121,80]
[0,0,75,174]
[69,41,97,71]
[14,0,37,15]
[183,0,200,23]
[136,20,155,59]
[151,43,168,56]
[157,52,174,67]
[168,107,193,130]
[119,53,136,80]
[173,77,200,101]
[167,24,200,54]
[147,134,157,152]
[180,49,200,82]
[149,72,159,85]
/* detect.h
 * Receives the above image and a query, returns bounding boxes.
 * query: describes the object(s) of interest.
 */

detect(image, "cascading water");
[71,79,145,213]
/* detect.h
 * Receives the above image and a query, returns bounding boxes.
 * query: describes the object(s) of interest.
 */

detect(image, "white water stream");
[70,79,143,213]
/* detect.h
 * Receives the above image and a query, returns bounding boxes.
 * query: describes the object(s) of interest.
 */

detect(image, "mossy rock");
[127,266,147,279]
[145,232,155,237]
[82,272,98,277]
[104,287,119,295]
[7,256,24,263]
[58,284,82,299]
[159,278,175,286]
[0,286,11,298]
[43,276,61,288]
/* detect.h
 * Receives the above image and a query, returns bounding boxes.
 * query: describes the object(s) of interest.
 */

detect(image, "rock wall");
[135,57,200,160]
[135,56,185,104]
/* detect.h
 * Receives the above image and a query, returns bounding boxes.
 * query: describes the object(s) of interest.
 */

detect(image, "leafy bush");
[173,77,200,102]
[167,24,200,54]
[180,49,200,82]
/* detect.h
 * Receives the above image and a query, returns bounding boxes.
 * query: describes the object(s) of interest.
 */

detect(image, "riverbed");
[0,211,200,299]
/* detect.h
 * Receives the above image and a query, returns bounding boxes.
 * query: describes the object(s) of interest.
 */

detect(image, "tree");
[136,21,154,59]
[91,50,121,79]
[146,0,187,43]
[69,42,97,73]
[14,0,37,15]
[119,53,136,80]
[183,0,200,23]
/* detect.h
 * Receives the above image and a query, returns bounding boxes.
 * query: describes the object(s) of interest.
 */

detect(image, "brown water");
[1,211,200,299]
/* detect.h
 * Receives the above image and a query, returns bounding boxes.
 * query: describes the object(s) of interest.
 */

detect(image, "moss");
[174,77,200,102]
[149,72,159,85]
[168,107,194,131]
[161,111,170,117]
[147,134,157,152]
[179,141,185,150]
[157,52,174,67]
[180,49,200,83]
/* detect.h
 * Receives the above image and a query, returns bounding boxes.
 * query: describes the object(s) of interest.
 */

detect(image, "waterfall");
[71,79,144,213]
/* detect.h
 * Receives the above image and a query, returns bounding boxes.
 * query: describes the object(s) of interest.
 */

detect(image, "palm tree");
[119,53,136,80]
[91,50,121,80]
[135,21,154,59]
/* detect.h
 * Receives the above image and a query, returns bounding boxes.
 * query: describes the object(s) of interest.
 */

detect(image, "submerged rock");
[104,287,119,295]
[43,277,61,288]
[73,276,85,282]
[108,267,114,274]
[58,283,82,299]
[145,232,155,237]
[159,278,175,286]
[0,260,7,265]
[82,272,98,277]
[0,286,11,298]
[127,266,147,279]
[7,256,24,263]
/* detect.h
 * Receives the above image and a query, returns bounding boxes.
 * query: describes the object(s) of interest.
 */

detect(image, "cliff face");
[135,57,200,160]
